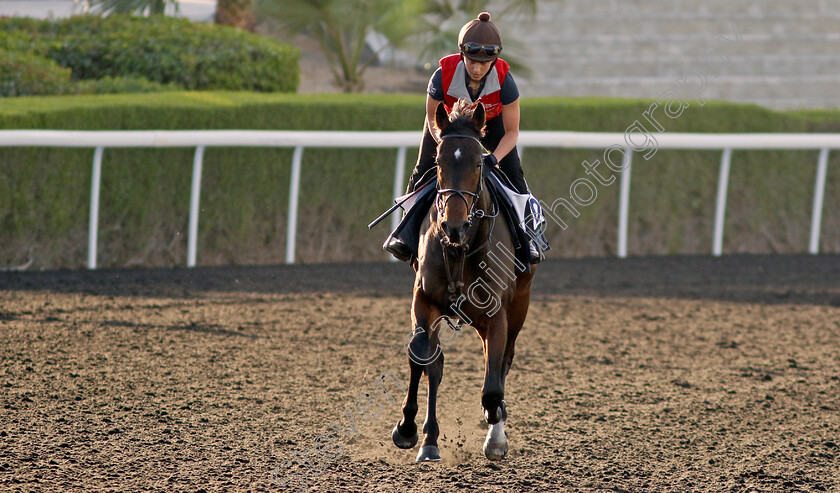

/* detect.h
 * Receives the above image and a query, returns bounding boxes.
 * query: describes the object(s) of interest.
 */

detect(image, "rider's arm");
[491,71,520,162]
[426,93,443,143]
[426,69,445,143]
[492,98,520,162]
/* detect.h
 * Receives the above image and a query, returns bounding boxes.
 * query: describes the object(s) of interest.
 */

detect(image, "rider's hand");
[483,153,499,168]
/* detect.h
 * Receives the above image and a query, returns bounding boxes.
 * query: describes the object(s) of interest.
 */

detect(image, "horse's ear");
[472,103,486,132]
[434,102,449,133]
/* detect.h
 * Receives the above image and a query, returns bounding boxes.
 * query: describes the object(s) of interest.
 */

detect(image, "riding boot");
[384,212,422,262]
[384,234,413,262]
[526,230,545,264]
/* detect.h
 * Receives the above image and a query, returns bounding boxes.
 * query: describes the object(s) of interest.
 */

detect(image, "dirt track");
[1,255,839,492]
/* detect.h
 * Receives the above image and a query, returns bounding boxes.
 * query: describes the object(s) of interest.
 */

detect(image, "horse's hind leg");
[480,312,509,460]
[482,319,522,461]
[483,268,536,461]
[503,267,536,381]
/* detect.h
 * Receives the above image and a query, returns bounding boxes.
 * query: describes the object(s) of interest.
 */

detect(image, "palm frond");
[87,0,177,15]
[498,0,537,17]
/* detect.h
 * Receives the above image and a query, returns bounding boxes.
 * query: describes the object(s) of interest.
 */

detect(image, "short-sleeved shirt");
[427,66,519,105]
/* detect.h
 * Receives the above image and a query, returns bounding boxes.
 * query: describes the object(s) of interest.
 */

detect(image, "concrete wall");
[503,0,840,109]
[0,0,215,22]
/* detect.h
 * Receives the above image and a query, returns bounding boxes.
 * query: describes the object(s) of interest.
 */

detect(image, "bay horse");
[391,100,536,462]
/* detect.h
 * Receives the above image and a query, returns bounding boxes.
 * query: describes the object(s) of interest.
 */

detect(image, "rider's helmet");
[458,12,503,62]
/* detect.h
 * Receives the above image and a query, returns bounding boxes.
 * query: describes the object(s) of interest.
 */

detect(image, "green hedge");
[0,49,74,97]
[1,92,838,269]
[73,76,182,95]
[0,16,299,95]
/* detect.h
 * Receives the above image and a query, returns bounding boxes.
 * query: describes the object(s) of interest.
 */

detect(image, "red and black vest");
[439,54,510,121]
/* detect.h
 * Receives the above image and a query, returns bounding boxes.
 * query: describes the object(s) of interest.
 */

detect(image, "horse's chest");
[419,260,513,320]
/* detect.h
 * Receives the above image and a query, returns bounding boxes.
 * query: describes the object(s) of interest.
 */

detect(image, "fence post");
[87,146,104,270]
[712,148,732,257]
[389,146,407,262]
[286,146,304,264]
[187,146,205,268]
[617,147,633,259]
[809,148,830,255]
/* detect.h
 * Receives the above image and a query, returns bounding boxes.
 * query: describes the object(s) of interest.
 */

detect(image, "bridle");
[435,133,488,235]
[435,132,498,303]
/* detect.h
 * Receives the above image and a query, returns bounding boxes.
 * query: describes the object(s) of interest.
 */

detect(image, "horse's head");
[434,100,486,248]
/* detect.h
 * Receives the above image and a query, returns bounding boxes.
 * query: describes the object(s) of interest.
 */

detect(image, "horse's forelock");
[448,100,477,121]
[442,100,484,137]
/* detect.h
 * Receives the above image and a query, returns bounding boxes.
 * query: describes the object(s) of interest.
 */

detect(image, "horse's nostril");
[442,221,466,244]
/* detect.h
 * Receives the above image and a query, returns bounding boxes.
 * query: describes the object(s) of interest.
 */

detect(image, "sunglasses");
[460,42,501,58]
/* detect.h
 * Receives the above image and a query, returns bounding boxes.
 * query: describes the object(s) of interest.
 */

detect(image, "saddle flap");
[394,178,436,214]
[485,168,546,231]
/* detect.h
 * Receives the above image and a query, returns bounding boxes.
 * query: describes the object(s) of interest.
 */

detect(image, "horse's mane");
[440,100,486,138]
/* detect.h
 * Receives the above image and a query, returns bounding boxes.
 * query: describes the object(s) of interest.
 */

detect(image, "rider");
[384,11,546,264]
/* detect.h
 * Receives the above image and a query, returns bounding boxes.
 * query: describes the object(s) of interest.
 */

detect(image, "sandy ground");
[1,255,839,492]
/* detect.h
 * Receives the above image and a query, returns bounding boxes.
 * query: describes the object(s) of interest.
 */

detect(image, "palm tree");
[215,0,256,31]
[258,0,426,93]
[259,0,538,92]
[82,0,178,15]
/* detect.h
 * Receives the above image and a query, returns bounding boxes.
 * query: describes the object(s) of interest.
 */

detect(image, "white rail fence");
[1,130,837,269]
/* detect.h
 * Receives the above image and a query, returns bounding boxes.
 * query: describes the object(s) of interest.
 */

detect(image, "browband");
[439,133,489,154]
[440,133,482,145]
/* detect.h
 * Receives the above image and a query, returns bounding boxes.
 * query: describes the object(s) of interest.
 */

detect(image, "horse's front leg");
[393,290,444,462]
[392,341,421,450]
[415,291,445,462]
[416,332,444,462]
[480,311,509,460]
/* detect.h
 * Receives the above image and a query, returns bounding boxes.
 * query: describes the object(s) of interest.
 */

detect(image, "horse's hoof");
[392,424,418,449]
[415,445,441,462]
[484,414,508,460]
[483,437,508,461]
